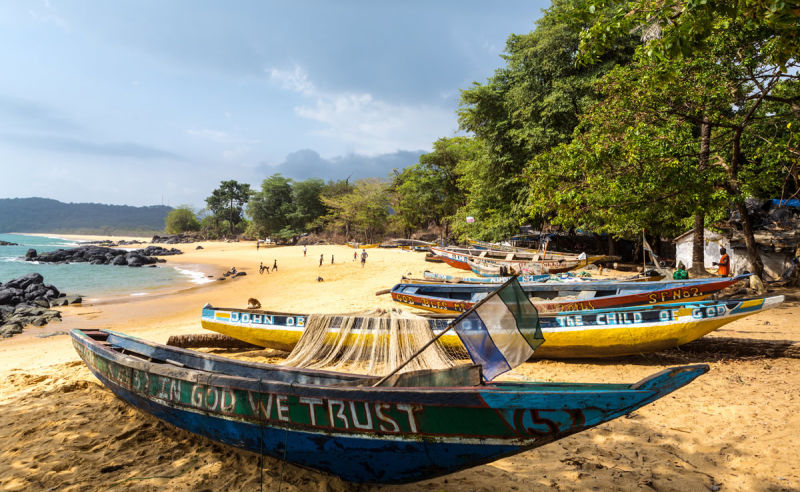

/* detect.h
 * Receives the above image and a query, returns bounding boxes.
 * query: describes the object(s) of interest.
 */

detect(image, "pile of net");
[282,309,464,374]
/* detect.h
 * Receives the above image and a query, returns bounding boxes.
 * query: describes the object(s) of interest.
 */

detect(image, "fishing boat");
[430,246,615,273]
[198,295,781,358]
[380,238,434,251]
[348,242,380,249]
[72,328,708,483]
[420,270,664,284]
[389,275,748,314]
[467,237,538,253]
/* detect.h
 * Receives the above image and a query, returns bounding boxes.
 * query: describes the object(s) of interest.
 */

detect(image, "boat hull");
[200,296,781,358]
[390,276,747,315]
[72,329,708,483]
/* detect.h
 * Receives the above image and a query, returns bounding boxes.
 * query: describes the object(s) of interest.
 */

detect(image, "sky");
[0,1,548,208]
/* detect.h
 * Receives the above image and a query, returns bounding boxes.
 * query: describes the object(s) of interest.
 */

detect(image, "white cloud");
[269,66,315,96]
[268,65,456,155]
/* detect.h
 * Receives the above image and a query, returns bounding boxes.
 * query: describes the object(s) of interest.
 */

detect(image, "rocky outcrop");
[0,273,77,338]
[151,233,197,244]
[24,245,182,267]
[82,239,146,247]
[0,240,18,246]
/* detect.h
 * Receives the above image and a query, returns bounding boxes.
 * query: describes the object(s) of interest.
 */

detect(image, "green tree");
[247,174,295,238]
[528,23,799,276]
[164,206,200,234]
[391,137,472,238]
[571,0,800,70]
[457,2,636,240]
[322,179,390,243]
[290,178,328,231]
[205,180,252,237]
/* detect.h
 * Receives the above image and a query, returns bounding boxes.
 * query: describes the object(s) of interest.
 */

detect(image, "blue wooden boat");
[72,328,708,483]
[419,270,663,284]
[390,275,749,314]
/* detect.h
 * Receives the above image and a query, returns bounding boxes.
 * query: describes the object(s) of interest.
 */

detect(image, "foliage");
[390,137,472,238]
[321,179,391,243]
[164,206,200,234]
[247,174,295,238]
[525,17,798,274]
[205,180,252,237]
[247,175,330,240]
[456,1,637,240]
[569,0,800,70]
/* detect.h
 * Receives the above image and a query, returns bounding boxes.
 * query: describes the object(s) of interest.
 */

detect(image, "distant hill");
[0,198,172,235]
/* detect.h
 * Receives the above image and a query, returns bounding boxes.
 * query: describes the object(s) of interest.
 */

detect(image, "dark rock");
[126,255,144,267]
[0,274,67,338]
[25,248,37,259]
[233,271,247,277]
[0,289,14,305]
[196,245,204,250]
[111,255,128,266]
[7,272,44,290]
[0,240,19,246]
[0,323,23,338]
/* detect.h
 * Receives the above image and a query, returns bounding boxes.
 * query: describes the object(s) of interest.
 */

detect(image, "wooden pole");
[372,276,519,387]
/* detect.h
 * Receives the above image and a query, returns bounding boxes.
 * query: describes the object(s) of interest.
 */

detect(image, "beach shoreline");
[1,237,799,490]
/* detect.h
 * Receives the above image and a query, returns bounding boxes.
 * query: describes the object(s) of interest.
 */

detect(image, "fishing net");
[282,310,463,374]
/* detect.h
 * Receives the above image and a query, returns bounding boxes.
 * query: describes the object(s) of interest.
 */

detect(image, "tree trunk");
[690,214,706,274]
[690,117,711,275]
[729,129,764,277]
[607,235,616,257]
[735,200,764,276]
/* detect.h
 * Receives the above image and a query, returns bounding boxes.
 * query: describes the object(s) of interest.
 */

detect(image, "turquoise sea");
[0,233,207,298]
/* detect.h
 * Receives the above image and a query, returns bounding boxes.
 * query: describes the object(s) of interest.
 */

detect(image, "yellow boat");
[200,296,782,358]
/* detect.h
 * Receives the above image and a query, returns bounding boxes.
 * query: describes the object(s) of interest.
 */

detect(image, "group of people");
[315,249,369,267]
[259,260,277,274]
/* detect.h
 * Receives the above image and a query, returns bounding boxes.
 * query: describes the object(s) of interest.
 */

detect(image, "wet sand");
[1,238,798,490]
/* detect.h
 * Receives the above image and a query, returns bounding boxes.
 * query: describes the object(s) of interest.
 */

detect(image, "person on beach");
[259,262,266,274]
[712,247,730,276]
[673,261,688,280]
[331,255,334,264]
[360,249,367,267]
[272,259,278,272]
[303,245,307,257]
[353,251,357,262]
[320,254,324,267]
[256,241,259,251]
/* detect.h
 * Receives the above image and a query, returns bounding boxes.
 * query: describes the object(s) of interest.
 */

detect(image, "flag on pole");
[453,277,544,381]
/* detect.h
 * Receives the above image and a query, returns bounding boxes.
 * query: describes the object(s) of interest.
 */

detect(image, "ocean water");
[0,233,207,298]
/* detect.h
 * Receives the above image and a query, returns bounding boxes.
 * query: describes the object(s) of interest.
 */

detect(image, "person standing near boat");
[713,247,730,276]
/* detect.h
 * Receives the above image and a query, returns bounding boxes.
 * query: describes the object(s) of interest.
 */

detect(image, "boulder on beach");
[0,275,69,338]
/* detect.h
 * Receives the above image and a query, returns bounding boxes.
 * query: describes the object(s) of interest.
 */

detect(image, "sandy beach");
[1,237,798,491]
